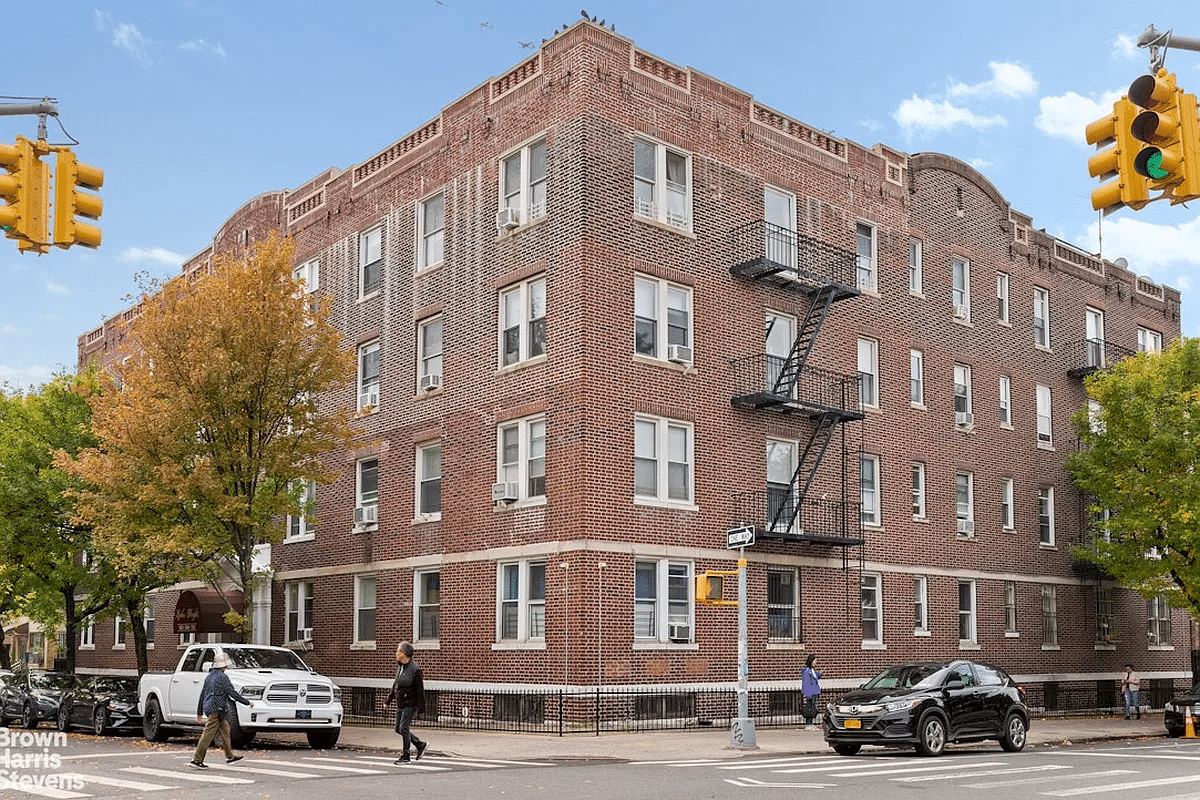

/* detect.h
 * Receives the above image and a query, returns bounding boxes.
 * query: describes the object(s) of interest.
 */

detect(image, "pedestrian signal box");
[696,571,738,607]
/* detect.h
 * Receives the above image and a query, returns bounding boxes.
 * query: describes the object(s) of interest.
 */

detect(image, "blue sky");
[3,1,1198,390]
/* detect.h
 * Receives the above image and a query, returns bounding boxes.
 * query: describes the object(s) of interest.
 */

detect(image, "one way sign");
[726,526,755,549]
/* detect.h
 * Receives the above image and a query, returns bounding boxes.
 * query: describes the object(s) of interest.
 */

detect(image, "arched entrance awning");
[173,589,244,634]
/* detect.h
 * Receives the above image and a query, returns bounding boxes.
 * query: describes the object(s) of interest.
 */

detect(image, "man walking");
[1121,663,1141,720]
[386,641,428,764]
[191,652,254,769]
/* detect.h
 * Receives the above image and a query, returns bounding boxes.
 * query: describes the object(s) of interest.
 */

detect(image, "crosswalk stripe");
[204,762,324,778]
[61,773,176,791]
[719,756,857,771]
[120,766,255,784]
[295,758,389,774]
[1042,773,1200,796]
[0,782,90,799]
[965,769,1138,790]
[631,759,725,765]
[772,758,998,775]
[1061,751,1200,763]
[830,760,1008,777]
[893,764,1073,782]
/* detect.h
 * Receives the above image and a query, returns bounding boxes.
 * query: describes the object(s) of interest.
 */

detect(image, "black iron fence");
[725,221,858,291]
[729,357,861,415]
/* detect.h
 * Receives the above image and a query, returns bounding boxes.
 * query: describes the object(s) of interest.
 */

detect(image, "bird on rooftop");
[581,9,588,17]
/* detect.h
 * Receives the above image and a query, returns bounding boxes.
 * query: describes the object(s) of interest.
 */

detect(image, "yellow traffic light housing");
[695,571,738,606]
[52,148,103,249]
[1086,98,1150,214]
[0,136,50,253]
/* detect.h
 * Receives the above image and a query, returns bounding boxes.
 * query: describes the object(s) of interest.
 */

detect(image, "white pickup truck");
[139,643,343,749]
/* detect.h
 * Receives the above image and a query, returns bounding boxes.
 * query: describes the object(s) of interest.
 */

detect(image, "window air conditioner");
[957,518,975,536]
[495,207,520,232]
[953,304,970,319]
[667,624,691,642]
[666,344,693,365]
[298,627,313,641]
[955,411,974,427]
[420,373,442,392]
[354,504,378,526]
[491,481,520,503]
[359,389,379,409]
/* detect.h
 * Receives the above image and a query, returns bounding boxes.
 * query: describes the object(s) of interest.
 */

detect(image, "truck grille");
[265,682,334,705]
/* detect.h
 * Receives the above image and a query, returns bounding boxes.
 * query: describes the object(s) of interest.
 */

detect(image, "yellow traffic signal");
[1127,69,1200,204]
[0,136,50,252]
[696,573,724,603]
[1086,98,1149,214]
[52,149,103,248]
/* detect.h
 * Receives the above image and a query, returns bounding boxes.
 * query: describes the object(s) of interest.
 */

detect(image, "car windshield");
[863,664,949,691]
[92,677,138,694]
[223,648,309,671]
[29,674,75,692]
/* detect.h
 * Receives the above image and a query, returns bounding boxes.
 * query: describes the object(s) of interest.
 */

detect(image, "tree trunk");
[62,589,78,674]
[126,596,149,676]
[0,625,10,671]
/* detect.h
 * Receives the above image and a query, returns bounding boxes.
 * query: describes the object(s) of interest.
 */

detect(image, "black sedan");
[57,676,142,735]
[0,671,78,729]
[1163,682,1200,737]
[824,660,1030,756]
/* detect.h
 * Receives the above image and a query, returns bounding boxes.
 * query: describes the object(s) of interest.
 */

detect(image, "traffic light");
[696,573,724,603]
[0,136,50,251]
[1086,98,1149,214]
[1128,69,1200,204]
[52,148,103,248]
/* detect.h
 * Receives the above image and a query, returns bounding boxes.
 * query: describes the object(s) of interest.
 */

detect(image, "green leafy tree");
[1067,337,1200,616]
[65,233,356,642]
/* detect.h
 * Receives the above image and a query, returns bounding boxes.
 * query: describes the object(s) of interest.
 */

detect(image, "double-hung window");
[634,559,692,643]
[358,340,380,411]
[1148,595,1172,646]
[997,272,1010,323]
[956,471,974,535]
[293,259,320,315]
[913,576,929,634]
[908,238,922,294]
[912,462,926,518]
[1033,287,1050,347]
[1004,581,1018,635]
[114,616,126,648]
[499,276,546,366]
[1001,477,1014,530]
[418,192,445,269]
[287,480,316,540]
[766,439,797,533]
[861,573,882,645]
[81,617,95,648]
[857,338,878,409]
[954,364,973,426]
[357,458,379,521]
[359,225,382,297]
[910,349,924,406]
[287,581,313,642]
[355,575,376,644]
[498,416,546,502]
[1036,385,1053,446]
[416,569,440,642]
[416,442,441,518]
[767,568,799,642]
[498,560,546,643]
[764,187,797,268]
[1038,486,1055,546]
[959,580,977,644]
[856,222,877,291]
[501,138,547,224]
[1138,327,1163,353]
[633,138,691,230]
[999,375,1012,426]
[418,316,443,390]
[634,416,693,504]
[952,257,971,320]
[1095,587,1115,644]
[1042,585,1058,647]
[634,275,692,361]
[860,454,880,527]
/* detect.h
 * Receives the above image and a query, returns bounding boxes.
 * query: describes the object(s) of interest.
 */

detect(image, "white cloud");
[0,324,19,335]
[1078,214,1200,279]
[119,246,186,267]
[0,363,56,393]
[857,118,883,133]
[180,39,227,58]
[1113,34,1138,60]
[1176,275,1193,292]
[948,62,1038,100]
[93,10,152,65]
[1035,90,1123,144]
[968,158,996,172]
[45,281,71,296]
[893,96,1006,136]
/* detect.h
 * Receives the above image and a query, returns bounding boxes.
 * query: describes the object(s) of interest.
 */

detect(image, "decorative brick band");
[1137,276,1164,300]
[632,50,689,90]
[751,103,846,159]
[491,53,542,101]
[354,118,442,184]
[287,191,325,224]
[1054,243,1104,276]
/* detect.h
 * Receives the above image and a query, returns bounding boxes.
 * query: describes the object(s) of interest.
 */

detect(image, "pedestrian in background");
[1122,663,1141,720]
[386,641,428,763]
[191,652,253,769]
[801,653,822,729]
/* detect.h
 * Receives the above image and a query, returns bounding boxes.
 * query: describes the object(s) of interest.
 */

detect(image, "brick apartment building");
[76,20,1188,712]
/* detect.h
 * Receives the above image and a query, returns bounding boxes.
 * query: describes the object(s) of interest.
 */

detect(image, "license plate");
[295,710,312,719]
[843,718,861,729]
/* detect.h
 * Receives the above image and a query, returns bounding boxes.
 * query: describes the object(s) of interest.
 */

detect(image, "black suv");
[824,660,1030,756]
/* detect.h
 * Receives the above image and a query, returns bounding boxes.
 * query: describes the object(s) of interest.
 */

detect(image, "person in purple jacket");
[190,652,254,769]
[801,653,823,729]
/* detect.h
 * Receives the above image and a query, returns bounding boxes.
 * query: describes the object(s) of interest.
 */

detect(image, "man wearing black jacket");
[385,641,427,764]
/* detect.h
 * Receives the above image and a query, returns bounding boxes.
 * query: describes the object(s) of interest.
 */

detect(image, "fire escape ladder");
[793,412,840,502]
[773,285,838,395]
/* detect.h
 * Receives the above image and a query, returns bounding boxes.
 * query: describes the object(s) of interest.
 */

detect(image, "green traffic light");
[1134,147,1171,180]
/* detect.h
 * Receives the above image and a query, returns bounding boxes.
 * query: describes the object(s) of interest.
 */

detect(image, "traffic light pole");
[729,548,757,748]
[1139,25,1200,72]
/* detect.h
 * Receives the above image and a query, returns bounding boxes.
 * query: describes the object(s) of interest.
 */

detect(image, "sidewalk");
[326,714,1169,762]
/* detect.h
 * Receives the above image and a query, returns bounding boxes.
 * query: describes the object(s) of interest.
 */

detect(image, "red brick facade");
[77,21,1187,704]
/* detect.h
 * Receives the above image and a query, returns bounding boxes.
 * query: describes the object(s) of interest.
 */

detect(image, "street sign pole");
[730,545,757,748]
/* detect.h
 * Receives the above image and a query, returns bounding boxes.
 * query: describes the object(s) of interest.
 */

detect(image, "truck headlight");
[332,685,342,701]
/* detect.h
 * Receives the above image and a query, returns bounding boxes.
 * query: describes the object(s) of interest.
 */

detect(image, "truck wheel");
[307,729,341,749]
[143,697,170,743]
[227,711,256,749]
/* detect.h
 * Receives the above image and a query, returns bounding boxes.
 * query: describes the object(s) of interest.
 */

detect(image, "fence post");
[558,689,564,737]
[595,687,600,736]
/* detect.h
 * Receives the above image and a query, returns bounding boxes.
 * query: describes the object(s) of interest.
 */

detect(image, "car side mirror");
[945,678,964,690]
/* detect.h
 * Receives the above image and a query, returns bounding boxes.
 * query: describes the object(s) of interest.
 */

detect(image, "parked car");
[1163,682,1200,737]
[823,660,1030,756]
[57,676,142,735]
[0,670,78,729]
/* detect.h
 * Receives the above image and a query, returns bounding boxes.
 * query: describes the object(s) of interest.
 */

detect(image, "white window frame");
[952,257,971,320]
[908,237,923,294]
[633,137,692,230]
[1042,584,1059,648]
[767,567,800,642]
[415,569,440,643]
[293,258,320,315]
[1033,286,1050,348]
[634,274,692,362]
[910,349,924,406]
[358,225,382,298]
[357,457,379,521]
[860,573,883,646]
[417,191,445,270]
[912,461,926,519]
[416,441,442,520]
[497,560,547,645]
[144,598,156,647]
[857,337,879,409]
[113,615,126,649]
[860,453,880,527]
[999,374,1012,427]
[1096,587,1116,644]
[1149,595,1172,646]
[497,416,546,503]
[956,471,975,533]
[856,222,877,292]
[286,479,316,541]
[355,574,377,645]
[501,137,548,225]
[634,415,694,506]
[80,617,95,649]
[958,580,977,645]
[1138,327,1163,353]
[1001,477,1014,530]
[997,272,1010,324]
[766,438,798,534]
[1004,581,1018,635]
[418,315,443,389]
[1036,384,1053,447]
[286,580,313,643]
[764,186,797,269]
[954,363,973,424]
[634,559,693,644]
[913,576,929,635]
[1038,486,1056,547]
[499,276,546,367]
[357,339,380,411]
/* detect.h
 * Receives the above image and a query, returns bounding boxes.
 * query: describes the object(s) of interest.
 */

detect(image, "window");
[1138,327,1163,353]
[956,471,974,534]
[999,375,1012,426]
[912,462,926,518]
[1038,486,1055,546]
[287,480,315,540]
[1148,595,1172,646]
[1096,587,1115,643]
[418,192,445,269]
[500,138,547,224]
[913,576,929,634]
[287,581,313,642]
[857,338,879,408]
[359,225,382,297]
[81,617,94,648]
[1036,385,1053,446]
[499,560,546,642]
[908,238,922,294]
[633,137,691,229]
[764,187,797,268]
[856,222,877,291]
[959,580,977,644]
[357,457,379,516]
[767,568,800,642]
[114,616,126,647]
[634,560,692,643]
[1087,399,1105,434]
[499,276,546,366]
[860,454,880,527]
[997,272,1010,323]
[144,599,156,646]
[357,340,380,411]
[952,257,971,320]
[418,316,443,388]
[634,416,693,504]
[765,311,796,398]
[179,631,196,647]
[1004,581,1018,635]
[1086,307,1105,368]
[635,275,692,361]
[766,439,797,533]
[860,573,882,645]
[1033,286,1050,347]
[293,258,320,313]
[355,575,376,644]
[954,364,973,425]
[910,349,924,406]
[416,442,441,518]
[497,416,546,502]
[416,570,440,641]
[1000,478,1014,530]
[1042,585,1058,647]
